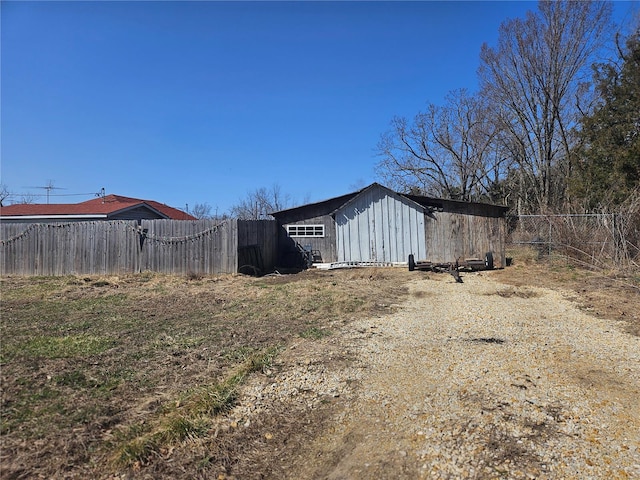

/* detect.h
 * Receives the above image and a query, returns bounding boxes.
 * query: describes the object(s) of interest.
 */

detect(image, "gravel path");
[234,272,640,479]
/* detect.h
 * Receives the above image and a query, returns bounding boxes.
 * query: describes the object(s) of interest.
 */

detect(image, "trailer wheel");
[408,254,415,271]
[485,251,494,270]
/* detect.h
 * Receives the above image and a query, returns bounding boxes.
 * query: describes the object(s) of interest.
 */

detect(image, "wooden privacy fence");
[0,219,278,276]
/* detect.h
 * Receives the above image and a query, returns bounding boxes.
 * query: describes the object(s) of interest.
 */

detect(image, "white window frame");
[286,224,325,237]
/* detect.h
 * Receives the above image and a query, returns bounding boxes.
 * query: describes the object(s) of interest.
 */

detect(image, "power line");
[4,192,102,201]
[8,192,98,197]
[38,192,98,197]
[23,183,66,204]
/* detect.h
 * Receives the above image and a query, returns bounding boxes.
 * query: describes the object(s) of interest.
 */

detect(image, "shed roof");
[271,183,509,218]
[0,194,196,220]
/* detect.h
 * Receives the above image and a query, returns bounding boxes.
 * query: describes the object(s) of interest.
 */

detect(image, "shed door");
[335,188,426,263]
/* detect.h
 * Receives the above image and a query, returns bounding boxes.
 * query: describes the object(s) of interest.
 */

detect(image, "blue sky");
[1,1,636,214]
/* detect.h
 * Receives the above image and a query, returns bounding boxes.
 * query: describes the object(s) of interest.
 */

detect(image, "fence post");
[137,226,147,274]
[548,216,552,257]
[612,213,623,266]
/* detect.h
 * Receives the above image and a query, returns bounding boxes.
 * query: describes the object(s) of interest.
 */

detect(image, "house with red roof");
[0,194,196,223]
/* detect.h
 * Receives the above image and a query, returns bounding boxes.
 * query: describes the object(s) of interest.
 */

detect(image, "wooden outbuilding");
[271,183,509,268]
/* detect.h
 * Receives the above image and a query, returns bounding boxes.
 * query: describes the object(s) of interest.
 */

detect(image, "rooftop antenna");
[96,187,106,203]
[23,181,66,204]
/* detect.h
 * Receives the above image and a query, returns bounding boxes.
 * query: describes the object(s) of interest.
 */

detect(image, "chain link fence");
[506,214,639,270]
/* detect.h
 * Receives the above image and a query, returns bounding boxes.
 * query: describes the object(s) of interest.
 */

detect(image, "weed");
[54,370,94,388]
[186,271,204,281]
[300,326,332,340]
[59,319,94,332]
[505,246,539,266]
[178,336,205,349]
[113,346,280,467]
[245,346,279,374]
[117,436,159,465]
[197,455,215,469]
[11,335,116,359]
[137,271,157,282]
[32,386,59,401]
[188,378,240,416]
[223,346,256,362]
[153,284,168,294]
[161,415,208,442]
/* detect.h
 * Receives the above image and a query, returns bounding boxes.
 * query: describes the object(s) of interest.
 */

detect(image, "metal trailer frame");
[408,252,494,283]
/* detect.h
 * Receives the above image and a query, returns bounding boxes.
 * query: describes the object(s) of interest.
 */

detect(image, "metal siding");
[389,196,398,260]
[336,184,426,262]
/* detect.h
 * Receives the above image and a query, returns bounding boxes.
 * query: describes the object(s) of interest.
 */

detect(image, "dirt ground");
[0,268,408,479]
[1,254,639,479]
[491,253,640,337]
[226,261,640,479]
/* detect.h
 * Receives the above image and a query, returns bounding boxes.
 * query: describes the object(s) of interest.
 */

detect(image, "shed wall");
[424,212,506,267]
[275,213,338,265]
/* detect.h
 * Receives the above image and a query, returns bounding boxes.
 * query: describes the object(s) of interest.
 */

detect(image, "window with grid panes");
[286,224,325,237]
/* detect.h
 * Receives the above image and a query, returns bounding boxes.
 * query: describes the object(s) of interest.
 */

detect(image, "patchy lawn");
[2,252,637,479]
[0,269,410,479]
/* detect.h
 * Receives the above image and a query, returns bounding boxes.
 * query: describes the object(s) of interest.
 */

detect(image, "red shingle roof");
[0,194,197,220]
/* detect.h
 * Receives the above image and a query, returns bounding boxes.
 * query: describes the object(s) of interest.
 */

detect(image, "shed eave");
[109,203,170,219]
[404,194,509,215]
[270,192,361,218]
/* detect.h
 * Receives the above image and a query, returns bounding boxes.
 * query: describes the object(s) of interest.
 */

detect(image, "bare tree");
[18,193,38,204]
[191,203,214,219]
[229,184,292,220]
[0,184,10,206]
[478,0,613,213]
[0,186,38,206]
[376,89,509,202]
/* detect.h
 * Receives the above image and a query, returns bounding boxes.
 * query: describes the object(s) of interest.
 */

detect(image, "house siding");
[110,205,166,221]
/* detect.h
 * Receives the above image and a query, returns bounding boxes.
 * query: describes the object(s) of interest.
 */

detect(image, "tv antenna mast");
[24,181,66,204]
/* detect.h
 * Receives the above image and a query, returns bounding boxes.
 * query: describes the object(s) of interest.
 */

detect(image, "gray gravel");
[230,272,640,479]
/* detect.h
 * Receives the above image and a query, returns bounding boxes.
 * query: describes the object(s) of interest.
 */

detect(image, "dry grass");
[2,257,638,479]
[0,268,410,479]
[491,246,640,336]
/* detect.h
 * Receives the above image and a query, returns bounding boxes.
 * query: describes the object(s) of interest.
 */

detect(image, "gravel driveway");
[234,271,640,479]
